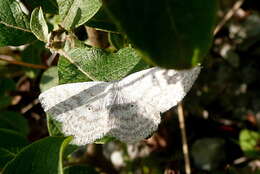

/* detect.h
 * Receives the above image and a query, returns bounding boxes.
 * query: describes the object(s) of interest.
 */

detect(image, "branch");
[0,55,48,69]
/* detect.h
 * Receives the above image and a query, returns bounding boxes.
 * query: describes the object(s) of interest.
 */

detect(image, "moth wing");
[39,81,112,145]
[118,67,200,113]
[106,91,161,144]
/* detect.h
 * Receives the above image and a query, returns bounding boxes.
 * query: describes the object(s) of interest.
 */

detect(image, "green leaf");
[58,0,102,30]
[58,56,91,84]
[64,165,99,174]
[0,0,35,46]
[239,129,260,158]
[46,116,80,158]
[21,41,46,78]
[0,78,15,96]
[108,33,126,50]
[0,96,11,109]
[104,0,218,69]
[46,114,64,137]
[25,0,59,14]
[64,47,149,81]
[85,7,117,32]
[40,66,59,92]
[0,111,29,136]
[30,7,49,42]
[2,136,72,174]
[0,128,29,168]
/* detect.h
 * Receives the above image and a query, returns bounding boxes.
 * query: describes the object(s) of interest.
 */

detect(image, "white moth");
[39,67,200,145]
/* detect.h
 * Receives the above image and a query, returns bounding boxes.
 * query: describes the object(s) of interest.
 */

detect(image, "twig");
[214,0,245,35]
[0,55,48,69]
[177,103,191,174]
[21,99,40,114]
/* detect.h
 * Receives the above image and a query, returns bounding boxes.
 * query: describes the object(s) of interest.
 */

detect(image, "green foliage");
[58,0,102,30]
[65,47,149,81]
[46,114,64,137]
[0,78,15,95]
[0,111,29,136]
[2,0,248,173]
[58,56,91,84]
[0,0,35,46]
[2,136,72,174]
[85,7,118,32]
[104,0,218,69]
[21,41,46,78]
[40,66,59,92]
[239,129,260,158]
[0,128,29,168]
[25,0,59,14]
[30,7,49,42]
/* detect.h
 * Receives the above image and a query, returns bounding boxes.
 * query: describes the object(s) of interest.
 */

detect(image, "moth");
[39,67,200,145]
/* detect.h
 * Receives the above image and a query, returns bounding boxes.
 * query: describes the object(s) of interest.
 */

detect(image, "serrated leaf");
[104,0,218,69]
[0,111,29,136]
[58,0,102,30]
[239,129,260,158]
[0,0,35,46]
[26,0,59,14]
[2,136,72,174]
[30,7,49,42]
[64,165,99,174]
[65,47,149,81]
[40,66,59,92]
[0,128,29,168]
[58,56,91,84]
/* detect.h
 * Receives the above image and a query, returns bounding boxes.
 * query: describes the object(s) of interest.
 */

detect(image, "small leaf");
[0,111,29,136]
[30,7,49,42]
[58,0,102,30]
[104,0,218,69]
[0,0,35,46]
[40,66,59,92]
[58,56,91,84]
[64,165,99,174]
[2,136,72,174]
[239,129,260,158]
[0,128,29,168]
[65,47,149,81]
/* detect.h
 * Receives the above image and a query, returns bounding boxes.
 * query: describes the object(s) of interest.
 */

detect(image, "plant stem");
[214,0,245,35]
[177,103,191,174]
